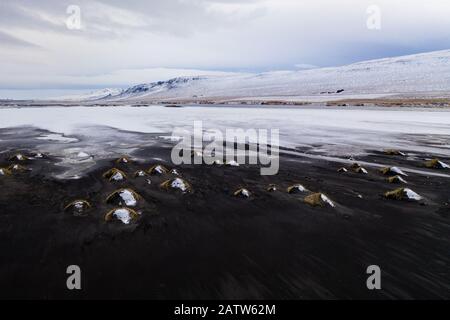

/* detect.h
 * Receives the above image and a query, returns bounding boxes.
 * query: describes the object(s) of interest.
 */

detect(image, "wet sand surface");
[1,128,449,299]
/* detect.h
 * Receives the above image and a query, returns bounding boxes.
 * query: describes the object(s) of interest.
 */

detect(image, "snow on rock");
[226,160,240,167]
[304,193,335,208]
[234,188,251,198]
[113,209,133,224]
[111,171,124,181]
[424,158,450,169]
[148,164,169,175]
[64,200,91,215]
[287,184,308,194]
[105,208,139,224]
[381,166,408,176]
[103,168,127,181]
[170,178,189,192]
[9,154,28,161]
[119,189,138,206]
[388,175,408,184]
[320,194,336,208]
[106,188,141,207]
[384,149,406,156]
[404,188,423,201]
[160,178,192,193]
[385,188,423,201]
[0,168,12,176]
[134,170,147,177]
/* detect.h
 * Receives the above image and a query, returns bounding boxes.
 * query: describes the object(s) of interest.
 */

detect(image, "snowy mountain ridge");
[57,88,124,101]
[72,49,450,102]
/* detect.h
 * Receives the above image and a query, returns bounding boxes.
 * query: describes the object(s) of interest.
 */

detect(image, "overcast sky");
[1,0,450,97]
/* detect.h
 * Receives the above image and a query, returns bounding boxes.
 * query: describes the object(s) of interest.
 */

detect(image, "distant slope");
[94,50,450,102]
[56,88,124,101]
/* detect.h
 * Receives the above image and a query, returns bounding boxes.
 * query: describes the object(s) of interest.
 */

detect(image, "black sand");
[0,139,450,299]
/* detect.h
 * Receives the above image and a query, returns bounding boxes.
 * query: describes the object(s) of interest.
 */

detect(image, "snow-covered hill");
[56,88,124,101]
[88,50,450,102]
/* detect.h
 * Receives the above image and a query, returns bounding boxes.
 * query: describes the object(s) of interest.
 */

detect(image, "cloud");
[294,64,318,70]
[0,30,38,47]
[0,0,449,93]
[0,66,241,89]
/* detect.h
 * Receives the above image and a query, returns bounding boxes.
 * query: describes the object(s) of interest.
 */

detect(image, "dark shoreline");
[2,96,450,109]
[1,142,449,299]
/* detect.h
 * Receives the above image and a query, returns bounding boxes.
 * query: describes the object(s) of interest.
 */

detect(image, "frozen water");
[1,105,449,157]
[0,105,450,179]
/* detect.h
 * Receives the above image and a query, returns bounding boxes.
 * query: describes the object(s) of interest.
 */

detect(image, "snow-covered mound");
[100,50,450,101]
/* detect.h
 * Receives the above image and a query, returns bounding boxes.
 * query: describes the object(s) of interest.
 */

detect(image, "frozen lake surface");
[0,105,449,159]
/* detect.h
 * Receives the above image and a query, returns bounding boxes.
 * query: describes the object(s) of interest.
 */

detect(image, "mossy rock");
[8,153,29,162]
[380,166,406,176]
[105,208,139,224]
[354,166,368,174]
[424,158,449,169]
[7,164,28,172]
[287,184,307,194]
[384,149,405,156]
[304,193,335,208]
[116,156,131,164]
[233,188,251,198]
[32,152,47,159]
[103,168,127,181]
[350,163,361,169]
[0,168,12,176]
[384,188,422,201]
[160,178,192,193]
[64,200,91,215]
[350,163,367,173]
[106,188,141,207]
[134,170,147,178]
[147,164,169,175]
[387,175,407,184]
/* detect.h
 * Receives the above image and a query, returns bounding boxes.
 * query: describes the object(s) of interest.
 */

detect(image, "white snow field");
[76,49,450,102]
